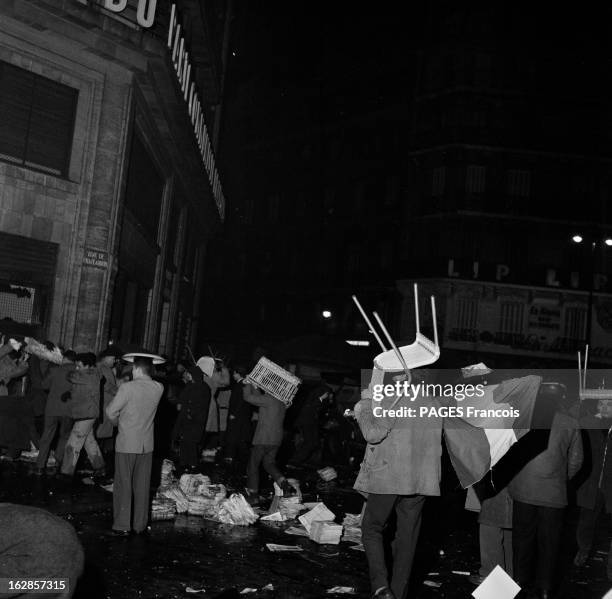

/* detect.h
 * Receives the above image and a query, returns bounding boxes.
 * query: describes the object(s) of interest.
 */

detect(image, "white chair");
[352,283,440,375]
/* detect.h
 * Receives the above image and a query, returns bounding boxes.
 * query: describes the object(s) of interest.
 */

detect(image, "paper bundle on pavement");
[261,511,287,522]
[298,502,335,533]
[179,474,211,496]
[284,526,309,537]
[266,543,304,552]
[341,513,361,544]
[309,521,343,545]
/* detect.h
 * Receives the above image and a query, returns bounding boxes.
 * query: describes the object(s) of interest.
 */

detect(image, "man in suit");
[106,357,163,536]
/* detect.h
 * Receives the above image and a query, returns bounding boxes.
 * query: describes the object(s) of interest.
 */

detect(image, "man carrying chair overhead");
[352,284,442,599]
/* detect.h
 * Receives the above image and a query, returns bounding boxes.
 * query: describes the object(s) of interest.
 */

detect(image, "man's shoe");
[573,549,589,567]
[372,588,395,599]
[110,529,130,537]
[244,489,261,506]
[133,528,150,536]
[538,590,554,599]
[32,467,45,477]
[468,574,485,586]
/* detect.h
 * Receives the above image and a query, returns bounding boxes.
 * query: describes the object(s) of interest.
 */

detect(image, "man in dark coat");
[574,399,612,581]
[508,405,583,599]
[290,383,331,466]
[35,351,76,474]
[0,503,84,598]
[222,368,253,465]
[172,366,211,471]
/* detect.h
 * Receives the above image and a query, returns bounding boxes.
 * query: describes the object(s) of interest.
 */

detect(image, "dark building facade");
[398,5,612,365]
[0,0,230,357]
[201,3,612,367]
[201,5,416,357]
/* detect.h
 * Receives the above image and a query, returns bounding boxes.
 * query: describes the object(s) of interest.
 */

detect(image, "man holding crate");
[242,382,294,504]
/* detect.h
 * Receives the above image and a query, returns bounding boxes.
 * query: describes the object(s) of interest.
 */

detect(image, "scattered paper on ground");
[424,580,442,588]
[266,543,304,552]
[260,511,286,521]
[239,589,257,595]
[326,587,355,594]
[472,565,521,599]
[452,570,470,575]
[284,526,309,537]
[261,584,274,591]
[298,502,335,533]
[185,587,206,593]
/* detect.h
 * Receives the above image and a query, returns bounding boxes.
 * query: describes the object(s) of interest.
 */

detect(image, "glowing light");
[322,310,332,319]
[572,235,583,243]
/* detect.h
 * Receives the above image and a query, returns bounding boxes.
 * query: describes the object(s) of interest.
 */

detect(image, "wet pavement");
[0,458,609,598]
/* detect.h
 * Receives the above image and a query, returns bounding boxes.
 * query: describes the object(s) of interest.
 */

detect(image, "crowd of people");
[0,338,610,599]
[354,364,611,599]
[0,339,347,517]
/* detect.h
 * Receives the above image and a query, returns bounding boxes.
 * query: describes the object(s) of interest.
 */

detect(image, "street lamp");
[571,234,612,346]
[322,310,332,319]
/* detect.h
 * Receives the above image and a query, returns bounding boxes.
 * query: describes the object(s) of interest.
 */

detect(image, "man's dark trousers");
[113,452,153,533]
[361,493,425,599]
[512,500,564,592]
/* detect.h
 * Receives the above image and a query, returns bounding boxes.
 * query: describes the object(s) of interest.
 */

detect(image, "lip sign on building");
[447,258,609,291]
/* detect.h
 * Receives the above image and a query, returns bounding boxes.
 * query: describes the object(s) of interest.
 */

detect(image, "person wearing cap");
[59,352,106,479]
[105,356,164,535]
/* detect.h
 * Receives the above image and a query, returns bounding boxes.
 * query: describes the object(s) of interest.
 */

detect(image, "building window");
[455,298,478,330]
[564,306,586,341]
[507,169,531,198]
[466,165,486,194]
[0,283,41,325]
[432,167,446,197]
[499,302,524,334]
[0,61,78,177]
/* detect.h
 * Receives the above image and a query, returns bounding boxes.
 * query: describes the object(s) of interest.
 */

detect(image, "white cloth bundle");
[217,493,259,526]
[23,337,63,364]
